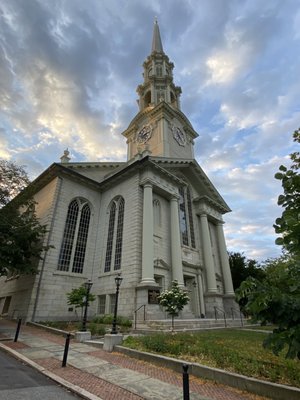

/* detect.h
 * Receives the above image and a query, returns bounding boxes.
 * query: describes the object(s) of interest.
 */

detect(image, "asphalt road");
[0,348,82,400]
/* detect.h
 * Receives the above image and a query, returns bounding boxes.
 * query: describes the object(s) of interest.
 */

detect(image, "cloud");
[0,0,299,260]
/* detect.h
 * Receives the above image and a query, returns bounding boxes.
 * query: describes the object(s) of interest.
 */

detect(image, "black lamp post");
[111,274,123,334]
[82,280,93,332]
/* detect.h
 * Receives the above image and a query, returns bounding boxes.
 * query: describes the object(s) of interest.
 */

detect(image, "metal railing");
[134,304,146,329]
[214,306,227,327]
[231,307,244,327]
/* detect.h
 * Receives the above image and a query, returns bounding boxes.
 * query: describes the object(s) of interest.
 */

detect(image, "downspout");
[31,176,63,321]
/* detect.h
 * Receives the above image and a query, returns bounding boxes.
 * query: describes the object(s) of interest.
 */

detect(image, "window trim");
[58,198,91,274]
[104,196,125,273]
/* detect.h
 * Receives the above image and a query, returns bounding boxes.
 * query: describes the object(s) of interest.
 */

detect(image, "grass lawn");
[123,329,300,388]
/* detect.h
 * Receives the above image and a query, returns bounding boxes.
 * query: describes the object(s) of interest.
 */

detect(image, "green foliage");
[67,285,96,309]
[0,200,48,276]
[274,128,300,258]
[0,160,30,207]
[236,256,300,359]
[0,159,49,276]
[158,280,189,317]
[235,129,300,360]
[158,280,189,330]
[92,314,132,327]
[88,322,107,336]
[123,330,300,387]
[229,252,265,290]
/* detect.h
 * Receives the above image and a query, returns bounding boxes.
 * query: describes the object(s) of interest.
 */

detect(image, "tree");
[236,129,300,359]
[0,159,48,276]
[67,285,96,318]
[158,280,190,331]
[273,128,300,258]
[236,256,300,359]
[0,160,30,207]
[229,252,264,290]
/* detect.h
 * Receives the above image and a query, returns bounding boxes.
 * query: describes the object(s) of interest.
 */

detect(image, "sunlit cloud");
[0,0,299,261]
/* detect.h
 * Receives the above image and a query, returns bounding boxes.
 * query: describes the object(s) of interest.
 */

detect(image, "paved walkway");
[0,320,269,400]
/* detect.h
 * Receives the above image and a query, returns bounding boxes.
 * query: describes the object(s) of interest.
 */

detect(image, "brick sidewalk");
[1,321,269,400]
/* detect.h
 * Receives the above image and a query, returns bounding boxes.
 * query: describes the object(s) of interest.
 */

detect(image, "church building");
[0,21,235,323]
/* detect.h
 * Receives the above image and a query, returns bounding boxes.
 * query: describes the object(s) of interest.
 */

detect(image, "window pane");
[58,200,79,271]
[104,202,116,272]
[114,198,124,270]
[98,295,106,314]
[72,203,91,273]
[110,294,116,314]
[179,187,188,245]
[186,188,196,248]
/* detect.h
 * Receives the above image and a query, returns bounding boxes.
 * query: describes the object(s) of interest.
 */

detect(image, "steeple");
[151,18,164,54]
[122,20,198,161]
[136,19,182,111]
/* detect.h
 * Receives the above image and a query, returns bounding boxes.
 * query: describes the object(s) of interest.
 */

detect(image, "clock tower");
[122,19,198,160]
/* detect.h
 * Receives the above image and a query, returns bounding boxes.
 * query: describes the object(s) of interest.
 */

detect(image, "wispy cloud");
[0,0,299,260]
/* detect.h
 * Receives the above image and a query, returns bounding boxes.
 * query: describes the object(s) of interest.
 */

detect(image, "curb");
[0,342,104,400]
[115,345,300,400]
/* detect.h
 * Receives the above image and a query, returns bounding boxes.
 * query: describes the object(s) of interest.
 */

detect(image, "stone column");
[197,274,206,317]
[140,183,156,285]
[216,222,234,295]
[199,214,217,293]
[170,196,184,286]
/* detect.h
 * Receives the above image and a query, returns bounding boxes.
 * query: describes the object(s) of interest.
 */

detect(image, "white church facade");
[0,21,236,322]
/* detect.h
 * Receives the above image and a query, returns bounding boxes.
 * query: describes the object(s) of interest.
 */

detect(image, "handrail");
[231,307,244,327]
[214,306,227,327]
[134,304,146,329]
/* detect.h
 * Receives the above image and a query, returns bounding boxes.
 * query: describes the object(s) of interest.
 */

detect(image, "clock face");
[137,125,152,144]
[172,126,186,146]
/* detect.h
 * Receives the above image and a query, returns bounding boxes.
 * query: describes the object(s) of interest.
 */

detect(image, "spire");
[151,18,164,54]
[136,20,182,112]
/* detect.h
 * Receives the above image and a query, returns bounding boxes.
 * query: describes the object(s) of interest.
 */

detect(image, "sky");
[0,0,299,262]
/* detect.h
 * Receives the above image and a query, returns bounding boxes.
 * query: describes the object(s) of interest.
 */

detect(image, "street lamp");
[82,280,93,332]
[111,274,123,334]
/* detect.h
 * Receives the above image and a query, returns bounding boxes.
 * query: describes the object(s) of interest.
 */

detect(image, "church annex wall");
[30,177,101,321]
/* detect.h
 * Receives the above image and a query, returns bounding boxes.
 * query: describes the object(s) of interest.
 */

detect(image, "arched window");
[104,197,125,272]
[144,91,151,107]
[58,198,91,273]
[179,187,195,248]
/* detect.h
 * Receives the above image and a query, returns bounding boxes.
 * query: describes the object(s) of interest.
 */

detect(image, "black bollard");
[62,333,71,367]
[14,318,22,343]
[182,364,190,400]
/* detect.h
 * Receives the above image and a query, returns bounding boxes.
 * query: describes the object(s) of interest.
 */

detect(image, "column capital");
[170,194,180,202]
[142,181,153,189]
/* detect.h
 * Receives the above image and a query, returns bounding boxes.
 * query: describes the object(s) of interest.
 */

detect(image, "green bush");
[92,314,132,327]
[88,322,106,336]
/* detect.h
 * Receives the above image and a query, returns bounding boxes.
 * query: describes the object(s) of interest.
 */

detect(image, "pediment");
[149,157,231,214]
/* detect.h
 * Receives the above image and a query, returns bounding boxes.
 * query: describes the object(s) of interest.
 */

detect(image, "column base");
[138,279,158,287]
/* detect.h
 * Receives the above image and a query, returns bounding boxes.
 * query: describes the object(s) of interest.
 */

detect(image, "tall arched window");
[179,187,195,248]
[104,196,125,272]
[58,198,91,273]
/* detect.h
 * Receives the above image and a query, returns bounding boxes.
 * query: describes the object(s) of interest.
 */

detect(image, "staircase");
[132,317,245,333]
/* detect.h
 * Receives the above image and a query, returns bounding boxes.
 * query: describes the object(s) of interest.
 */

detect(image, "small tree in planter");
[67,284,95,320]
[158,280,190,331]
